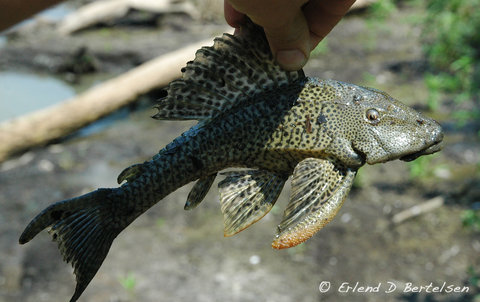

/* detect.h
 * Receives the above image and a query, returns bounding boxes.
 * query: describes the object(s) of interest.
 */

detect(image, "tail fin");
[19,188,122,302]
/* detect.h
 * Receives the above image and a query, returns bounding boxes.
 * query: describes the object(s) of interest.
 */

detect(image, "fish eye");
[366,109,380,123]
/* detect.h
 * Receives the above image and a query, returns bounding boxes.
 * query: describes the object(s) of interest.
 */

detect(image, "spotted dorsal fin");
[218,170,287,236]
[272,158,357,249]
[153,18,305,121]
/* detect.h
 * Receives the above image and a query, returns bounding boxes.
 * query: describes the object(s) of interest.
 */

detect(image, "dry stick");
[392,196,445,225]
[0,37,217,163]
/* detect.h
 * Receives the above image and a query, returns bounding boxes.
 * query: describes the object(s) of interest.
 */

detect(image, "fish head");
[313,79,444,165]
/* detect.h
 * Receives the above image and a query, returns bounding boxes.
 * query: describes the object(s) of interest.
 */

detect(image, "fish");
[19,19,443,302]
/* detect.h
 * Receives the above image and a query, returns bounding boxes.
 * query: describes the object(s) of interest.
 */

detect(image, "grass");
[156,217,165,228]
[361,0,397,51]
[467,266,480,300]
[419,0,480,126]
[462,209,480,232]
[119,272,138,300]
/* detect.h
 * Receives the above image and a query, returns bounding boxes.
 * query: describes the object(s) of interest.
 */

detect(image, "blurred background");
[0,0,479,301]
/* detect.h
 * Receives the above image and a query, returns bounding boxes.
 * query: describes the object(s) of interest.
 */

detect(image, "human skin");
[0,0,63,31]
[224,0,356,71]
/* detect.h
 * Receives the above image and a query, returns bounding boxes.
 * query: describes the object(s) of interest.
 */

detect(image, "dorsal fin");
[153,18,305,121]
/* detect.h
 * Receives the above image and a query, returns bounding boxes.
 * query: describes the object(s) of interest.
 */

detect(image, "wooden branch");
[392,196,445,225]
[0,37,217,163]
[57,0,130,35]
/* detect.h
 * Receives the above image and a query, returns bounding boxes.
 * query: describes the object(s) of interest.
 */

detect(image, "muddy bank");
[0,10,226,76]
[1,3,479,302]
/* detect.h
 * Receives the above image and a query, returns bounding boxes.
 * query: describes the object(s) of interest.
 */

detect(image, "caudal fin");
[19,188,122,302]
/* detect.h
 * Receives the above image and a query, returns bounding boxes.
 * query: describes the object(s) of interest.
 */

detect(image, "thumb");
[260,13,310,71]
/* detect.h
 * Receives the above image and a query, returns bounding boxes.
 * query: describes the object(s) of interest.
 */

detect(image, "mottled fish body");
[19,20,443,302]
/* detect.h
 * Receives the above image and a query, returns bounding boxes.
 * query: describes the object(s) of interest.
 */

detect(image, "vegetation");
[407,156,433,180]
[119,272,138,300]
[421,0,480,125]
[367,0,397,20]
[467,266,480,300]
[420,0,480,272]
[362,0,397,51]
[462,209,480,232]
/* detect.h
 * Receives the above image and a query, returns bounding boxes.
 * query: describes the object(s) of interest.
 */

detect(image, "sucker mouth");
[400,140,444,162]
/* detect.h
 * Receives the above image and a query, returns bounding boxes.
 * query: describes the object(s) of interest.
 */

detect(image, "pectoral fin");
[184,173,217,210]
[272,158,357,249]
[219,170,287,237]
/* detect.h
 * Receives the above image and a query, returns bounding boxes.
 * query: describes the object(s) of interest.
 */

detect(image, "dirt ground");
[0,2,479,302]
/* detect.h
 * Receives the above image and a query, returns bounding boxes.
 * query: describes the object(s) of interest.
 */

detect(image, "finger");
[224,1,245,28]
[226,0,309,71]
[262,11,310,71]
[304,0,356,49]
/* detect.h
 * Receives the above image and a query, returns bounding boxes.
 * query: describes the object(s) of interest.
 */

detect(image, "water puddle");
[0,4,79,122]
[38,3,73,21]
[0,3,142,135]
[3,3,73,32]
[0,71,75,122]
[75,107,130,137]
[0,70,143,139]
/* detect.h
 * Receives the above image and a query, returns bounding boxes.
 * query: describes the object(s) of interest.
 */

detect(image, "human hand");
[224,0,356,71]
[0,0,63,32]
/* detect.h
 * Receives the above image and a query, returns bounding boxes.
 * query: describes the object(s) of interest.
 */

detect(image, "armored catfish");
[19,21,443,302]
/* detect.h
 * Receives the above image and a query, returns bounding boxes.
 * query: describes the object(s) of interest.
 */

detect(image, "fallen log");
[57,0,130,35]
[0,36,218,163]
[57,0,199,35]
[57,0,374,35]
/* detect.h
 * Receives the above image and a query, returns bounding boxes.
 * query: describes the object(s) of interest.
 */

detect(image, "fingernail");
[275,49,307,71]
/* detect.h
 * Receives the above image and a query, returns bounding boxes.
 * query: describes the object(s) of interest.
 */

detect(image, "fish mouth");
[400,140,444,162]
